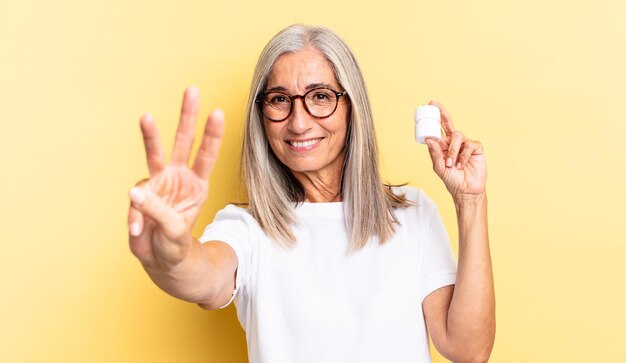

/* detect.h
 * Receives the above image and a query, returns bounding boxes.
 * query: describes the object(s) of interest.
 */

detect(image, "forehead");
[266,47,339,91]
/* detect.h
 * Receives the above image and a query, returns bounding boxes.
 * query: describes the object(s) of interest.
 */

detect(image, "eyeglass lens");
[261,88,339,121]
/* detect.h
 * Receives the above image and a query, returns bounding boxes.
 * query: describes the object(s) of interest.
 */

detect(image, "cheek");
[330,111,350,145]
[263,123,284,154]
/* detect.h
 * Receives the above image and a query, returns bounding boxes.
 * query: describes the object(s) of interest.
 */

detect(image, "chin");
[284,162,322,174]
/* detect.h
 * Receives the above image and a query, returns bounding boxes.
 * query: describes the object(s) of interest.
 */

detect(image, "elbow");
[195,292,226,311]
[459,354,492,363]
[449,349,492,363]
[195,285,235,311]
[455,359,487,363]
[196,301,220,311]
[195,295,225,311]
[445,329,495,363]
[453,341,495,363]
[469,357,491,363]
[462,336,495,363]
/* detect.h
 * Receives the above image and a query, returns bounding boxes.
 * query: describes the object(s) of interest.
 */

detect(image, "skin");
[421,102,495,362]
[127,88,236,307]
[263,47,350,202]
[127,49,494,362]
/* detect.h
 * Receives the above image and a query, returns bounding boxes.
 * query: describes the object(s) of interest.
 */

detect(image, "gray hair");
[241,24,409,251]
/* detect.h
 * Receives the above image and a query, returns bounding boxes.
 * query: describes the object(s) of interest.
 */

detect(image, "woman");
[128,24,495,363]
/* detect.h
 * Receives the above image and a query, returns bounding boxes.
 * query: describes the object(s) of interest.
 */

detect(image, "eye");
[308,89,334,104]
[268,94,289,104]
[313,92,330,101]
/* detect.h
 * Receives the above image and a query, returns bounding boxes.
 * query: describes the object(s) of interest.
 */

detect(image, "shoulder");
[200,204,263,243]
[211,204,262,227]
[213,204,253,220]
[390,185,443,229]
[390,185,437,210]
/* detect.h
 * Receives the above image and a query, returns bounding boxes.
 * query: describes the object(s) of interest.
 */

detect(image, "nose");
[287,98,314,134]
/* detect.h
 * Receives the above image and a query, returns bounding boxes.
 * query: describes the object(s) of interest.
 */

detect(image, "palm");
[139,166,208,265]
[128,87,224,268]
[148,165,207,219]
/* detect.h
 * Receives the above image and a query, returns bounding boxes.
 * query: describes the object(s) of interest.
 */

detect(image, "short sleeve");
[198,205,254,309]
[417,191,458,303]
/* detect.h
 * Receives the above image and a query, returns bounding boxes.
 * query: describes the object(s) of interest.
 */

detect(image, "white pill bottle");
[414,105,441,144]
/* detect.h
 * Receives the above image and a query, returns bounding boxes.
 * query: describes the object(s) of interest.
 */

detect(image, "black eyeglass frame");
[255,87,348,122]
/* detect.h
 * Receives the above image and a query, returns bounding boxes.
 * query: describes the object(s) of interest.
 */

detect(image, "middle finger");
[445,131,465,167]
[192,109,225,180]
[171,86,200,164]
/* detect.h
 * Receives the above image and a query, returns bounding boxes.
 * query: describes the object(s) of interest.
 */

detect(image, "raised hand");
[424,101,487,201]
[127,87,224,270]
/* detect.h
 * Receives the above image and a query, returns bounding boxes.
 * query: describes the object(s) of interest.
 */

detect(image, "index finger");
[428,100,455,136]
[192,109,225,179]
[140,113,166,176]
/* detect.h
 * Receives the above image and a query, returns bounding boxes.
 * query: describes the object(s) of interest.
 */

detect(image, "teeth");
[291,138,321,148]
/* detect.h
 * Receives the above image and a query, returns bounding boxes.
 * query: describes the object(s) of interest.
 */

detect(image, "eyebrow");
[264,82,336,93]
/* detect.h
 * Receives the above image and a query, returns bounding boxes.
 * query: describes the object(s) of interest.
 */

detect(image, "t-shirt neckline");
[294,201,344,217]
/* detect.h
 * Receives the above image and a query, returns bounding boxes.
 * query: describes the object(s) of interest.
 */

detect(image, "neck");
[292,169,342,203]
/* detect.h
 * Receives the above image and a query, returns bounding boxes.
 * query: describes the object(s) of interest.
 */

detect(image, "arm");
[127,87,237,310]
[422,101,495,362]
[140,238,238,310]
[423,194,495,363]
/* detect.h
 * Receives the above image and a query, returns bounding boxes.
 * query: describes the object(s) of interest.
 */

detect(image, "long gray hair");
[241,24,409,251]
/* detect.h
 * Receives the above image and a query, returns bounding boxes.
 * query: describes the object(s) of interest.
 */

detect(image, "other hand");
[127,87,224,270]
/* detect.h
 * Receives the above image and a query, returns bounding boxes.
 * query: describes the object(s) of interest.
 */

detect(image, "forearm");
[447,193,495,361]
[142,237,218,305]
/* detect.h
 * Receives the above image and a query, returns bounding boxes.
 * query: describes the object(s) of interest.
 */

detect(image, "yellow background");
[2,0,625,362]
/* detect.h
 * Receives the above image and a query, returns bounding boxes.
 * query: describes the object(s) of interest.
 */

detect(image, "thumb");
[424,138,446,176]
[129,187,187,241]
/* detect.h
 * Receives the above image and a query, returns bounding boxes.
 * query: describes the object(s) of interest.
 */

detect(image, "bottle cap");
[415,105,440,121]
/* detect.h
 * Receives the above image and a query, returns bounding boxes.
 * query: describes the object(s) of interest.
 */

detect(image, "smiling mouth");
[287,138,323,148]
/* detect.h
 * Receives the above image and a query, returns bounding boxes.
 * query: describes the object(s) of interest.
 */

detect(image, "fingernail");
[213,109,224,119]
[129,222,141,236]
[446,158,453,167]
[187,86,199,97]
[130,187,146,204]
[456,162,462,169]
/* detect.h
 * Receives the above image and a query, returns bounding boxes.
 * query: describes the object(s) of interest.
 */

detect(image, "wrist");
[146,236,196,276]
[453,192,487,207]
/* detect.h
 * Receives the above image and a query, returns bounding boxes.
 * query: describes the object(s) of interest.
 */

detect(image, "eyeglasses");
[255,87,347,122]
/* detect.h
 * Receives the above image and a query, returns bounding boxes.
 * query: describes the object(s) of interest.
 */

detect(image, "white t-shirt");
[199,186,457,363]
